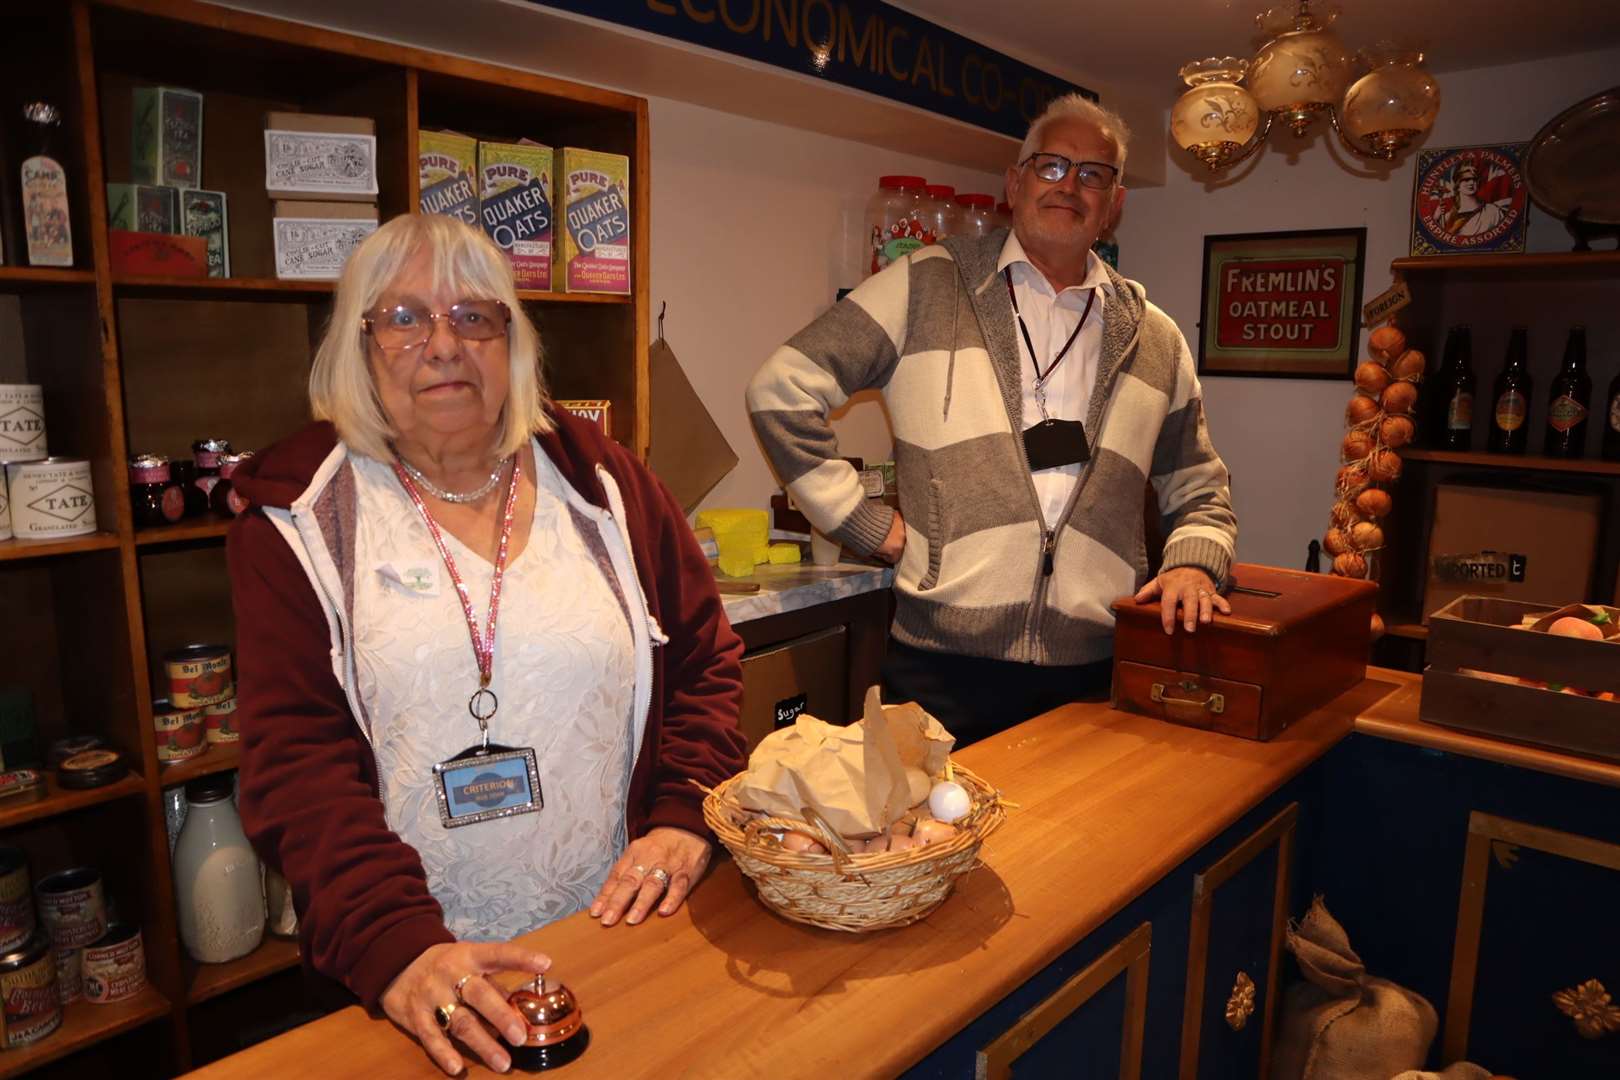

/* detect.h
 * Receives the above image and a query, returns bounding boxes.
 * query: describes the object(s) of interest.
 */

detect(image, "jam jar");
[209,451,253,516]
[128,454,185,527]
[170,459,208,517]
[191,438,232,504]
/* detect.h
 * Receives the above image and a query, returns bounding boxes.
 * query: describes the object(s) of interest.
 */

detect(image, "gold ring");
[453,973,476,1004]
[434,1002,459,1030]
[648,867,671,889]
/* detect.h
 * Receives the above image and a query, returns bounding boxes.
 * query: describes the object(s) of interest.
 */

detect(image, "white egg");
[928,780,972,824]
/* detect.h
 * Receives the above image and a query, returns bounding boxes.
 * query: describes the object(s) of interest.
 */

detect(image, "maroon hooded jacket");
[225,411,746,1010]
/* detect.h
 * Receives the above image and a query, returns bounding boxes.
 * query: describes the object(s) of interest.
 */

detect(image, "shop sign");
[531,0,1096,139]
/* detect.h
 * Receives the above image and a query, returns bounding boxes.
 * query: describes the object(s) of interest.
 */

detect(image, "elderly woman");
[227,214,745,1075]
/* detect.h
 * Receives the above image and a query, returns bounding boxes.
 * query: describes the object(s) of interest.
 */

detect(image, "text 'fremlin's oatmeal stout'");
[477,138,554,289]
[559,148,630,295]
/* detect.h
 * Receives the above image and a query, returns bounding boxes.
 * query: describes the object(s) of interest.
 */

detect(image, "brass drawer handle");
[1151,681,1225,715]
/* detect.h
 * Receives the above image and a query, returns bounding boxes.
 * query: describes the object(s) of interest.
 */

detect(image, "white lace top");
[349,444,637,941]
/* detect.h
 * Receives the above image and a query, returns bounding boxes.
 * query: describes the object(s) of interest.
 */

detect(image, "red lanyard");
[1004,267,1097,385]
[392,456,521,695]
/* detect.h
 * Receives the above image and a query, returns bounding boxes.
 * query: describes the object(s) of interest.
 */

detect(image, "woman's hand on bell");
[589,826,713,927]
[379,940,550,1075]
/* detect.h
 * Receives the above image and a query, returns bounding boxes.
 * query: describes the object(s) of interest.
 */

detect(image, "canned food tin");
[54,946,80,1005]
[154,699,208,763]
[0,851,32,954]
[83,923,145,1004]
[57,749,126,791]
[0,385,46,463]
[4,458,95,539]
[165,645,233,708]
[204,696,238,743]
[47,734,106,769]
[36,867,106,951]
[0,934,61,1048]
[0,468,10,542]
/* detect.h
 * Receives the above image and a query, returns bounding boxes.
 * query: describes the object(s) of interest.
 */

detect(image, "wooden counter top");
[188,674,1408,1080]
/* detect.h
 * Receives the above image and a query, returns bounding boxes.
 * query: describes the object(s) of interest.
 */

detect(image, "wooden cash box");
[1110,563,1376,740]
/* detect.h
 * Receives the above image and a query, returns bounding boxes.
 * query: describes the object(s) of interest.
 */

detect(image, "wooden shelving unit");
[1,1,650,1075]
[1399,447,1620,477]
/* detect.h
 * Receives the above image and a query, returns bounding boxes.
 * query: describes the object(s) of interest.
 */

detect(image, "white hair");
[1018,93,1132,172]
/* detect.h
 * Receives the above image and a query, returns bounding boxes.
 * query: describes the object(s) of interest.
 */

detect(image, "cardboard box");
[264,112,378,201]
[476,139,553,288]
[271,201,378,280]
[108,229,208,278]
[1421,483,1603,620]
[132,87,203,190]
[555,399,611,437]
[178,189,229,278]
[557,147,630,294]
[106,183,178,233]
[418,130,479,227]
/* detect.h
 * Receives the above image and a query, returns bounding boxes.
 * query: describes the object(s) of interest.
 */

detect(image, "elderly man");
[747,94,1237,745]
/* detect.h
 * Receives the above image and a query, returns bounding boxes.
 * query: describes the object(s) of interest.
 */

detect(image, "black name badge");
[1023,418,1091,472]
[432,745,542,828]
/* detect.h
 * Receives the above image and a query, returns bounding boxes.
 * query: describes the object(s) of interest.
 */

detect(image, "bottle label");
[1548,394,1587,432]
[1609,394,1620,434]
[1447,392,1473,430]
[1494,391,1526,432]
[21,156,73,267]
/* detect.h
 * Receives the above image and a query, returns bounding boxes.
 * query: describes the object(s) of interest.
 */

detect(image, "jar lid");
[192,437,232,454]
[37,866,100,894]
[89,922,140,950]
[955,193,995,207]
[130,454,171,468]
[58,749,126,789]
[925,184,955,199]
[878,175,926,190]
[164,643,230,664]
[48,734,107,769]
[185,772,235,805]
[218,451,254,477]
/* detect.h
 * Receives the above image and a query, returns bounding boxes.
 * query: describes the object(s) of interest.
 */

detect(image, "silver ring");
[648,867,671,889]
[434,1002,459,1030]
[452,973,476,1004]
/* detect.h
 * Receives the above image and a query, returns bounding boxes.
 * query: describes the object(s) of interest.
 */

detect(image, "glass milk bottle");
[172,773,265,963]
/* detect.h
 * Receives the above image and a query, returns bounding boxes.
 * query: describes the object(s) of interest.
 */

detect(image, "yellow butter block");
[768,543,801,565]
[696,508,769,537]
[752,541,771,564]
[717,549,756,578]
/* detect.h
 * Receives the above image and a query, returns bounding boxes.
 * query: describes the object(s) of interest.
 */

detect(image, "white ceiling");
[894,0,1620,95]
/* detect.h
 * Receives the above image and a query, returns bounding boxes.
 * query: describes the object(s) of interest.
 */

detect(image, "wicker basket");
[701,762,1007,933]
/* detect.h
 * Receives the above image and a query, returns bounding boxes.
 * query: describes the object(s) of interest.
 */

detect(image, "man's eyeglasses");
[1020,153,1119,191]
[362,300,511,350]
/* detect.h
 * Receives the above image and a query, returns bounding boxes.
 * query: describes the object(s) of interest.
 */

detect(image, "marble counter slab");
[718,562,894,625]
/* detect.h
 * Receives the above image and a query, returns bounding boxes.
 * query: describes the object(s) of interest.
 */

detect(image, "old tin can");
[0,933,61,1047]
[0,851,32,954]
[36,867,106,951]
[204,695,238,744]
[82,923,145,1004]
[154,698,208,763]
[56,749,126,791]
[0,384,47,463]
[5,457,95,539]
[165,644,233,708]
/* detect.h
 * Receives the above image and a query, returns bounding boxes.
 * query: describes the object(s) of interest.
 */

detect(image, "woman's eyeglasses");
[1020,153,1119,191]
[362,299,511,350]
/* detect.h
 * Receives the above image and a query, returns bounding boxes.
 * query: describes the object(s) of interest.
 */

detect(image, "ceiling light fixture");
[1170,1,1441,173]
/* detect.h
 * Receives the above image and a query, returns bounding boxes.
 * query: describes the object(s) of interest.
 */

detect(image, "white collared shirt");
[997,232,1115,528]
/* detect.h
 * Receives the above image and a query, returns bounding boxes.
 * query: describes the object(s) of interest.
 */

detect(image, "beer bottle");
[1427,325,1475,449]
[1602,366,1620,462]
[1487,327,1532,454]
[1543,326,1592,458]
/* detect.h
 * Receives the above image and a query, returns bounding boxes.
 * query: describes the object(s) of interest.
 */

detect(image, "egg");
[1379,415,1415,448]
[1341,430,1374,461]
[780,831,827,855]
[1333,553,1368,579]
[1345,394,1381,425]
[1391,349,1427,381]
[1354,362,1391,396]
[1380,381,1418,415]
[1549,616,1604,641]
[911,819,959,846]
[1354,488,1393,518]
[928,780,972,824]
[859,834,891,854]
[886,834,920,853]
[1368,325,1407,361]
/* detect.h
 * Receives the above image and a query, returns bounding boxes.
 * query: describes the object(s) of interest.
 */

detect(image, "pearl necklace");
[395,453,514,504]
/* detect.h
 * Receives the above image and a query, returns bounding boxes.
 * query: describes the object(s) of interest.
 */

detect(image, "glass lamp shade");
[1172,58,1260,170]
[1247,8,1353,134]
[1342,50,1441,158]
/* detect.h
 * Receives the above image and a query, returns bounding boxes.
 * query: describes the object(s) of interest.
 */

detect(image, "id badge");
[432,744,543,828]
[1023,418,1091,471]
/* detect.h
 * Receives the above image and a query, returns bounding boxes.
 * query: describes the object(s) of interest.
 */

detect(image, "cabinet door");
[737,625,847,749]
[1444,811,1620,1077]
[975,922,1152,1080]
[1180,803,1297,1080]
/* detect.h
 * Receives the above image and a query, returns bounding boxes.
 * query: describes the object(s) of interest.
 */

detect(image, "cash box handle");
[1151,680,1225,720]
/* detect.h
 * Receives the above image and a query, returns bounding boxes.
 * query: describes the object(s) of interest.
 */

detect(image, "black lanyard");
[1004,267,1098,385]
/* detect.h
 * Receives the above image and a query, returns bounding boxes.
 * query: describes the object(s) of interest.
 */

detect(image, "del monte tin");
[165,644,233,708]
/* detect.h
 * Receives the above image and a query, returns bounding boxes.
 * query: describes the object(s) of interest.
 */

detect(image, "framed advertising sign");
[1410,142,1530,256]
[1198,228,1367,379]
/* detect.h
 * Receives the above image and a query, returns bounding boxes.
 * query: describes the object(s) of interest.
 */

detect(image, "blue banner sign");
[533,0,1098,139]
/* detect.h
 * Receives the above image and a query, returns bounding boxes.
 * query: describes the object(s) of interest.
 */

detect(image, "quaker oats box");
[105,184,178,234]
[558,148,630,295]
[418,130,479,227]
[476,139,553,289]
[264,112,378,202]
[178,189,229,278]
[132,87,204,190]
[272,201,378,280]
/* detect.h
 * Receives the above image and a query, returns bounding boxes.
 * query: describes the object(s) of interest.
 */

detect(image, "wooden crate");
[1421,596,1620,762]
